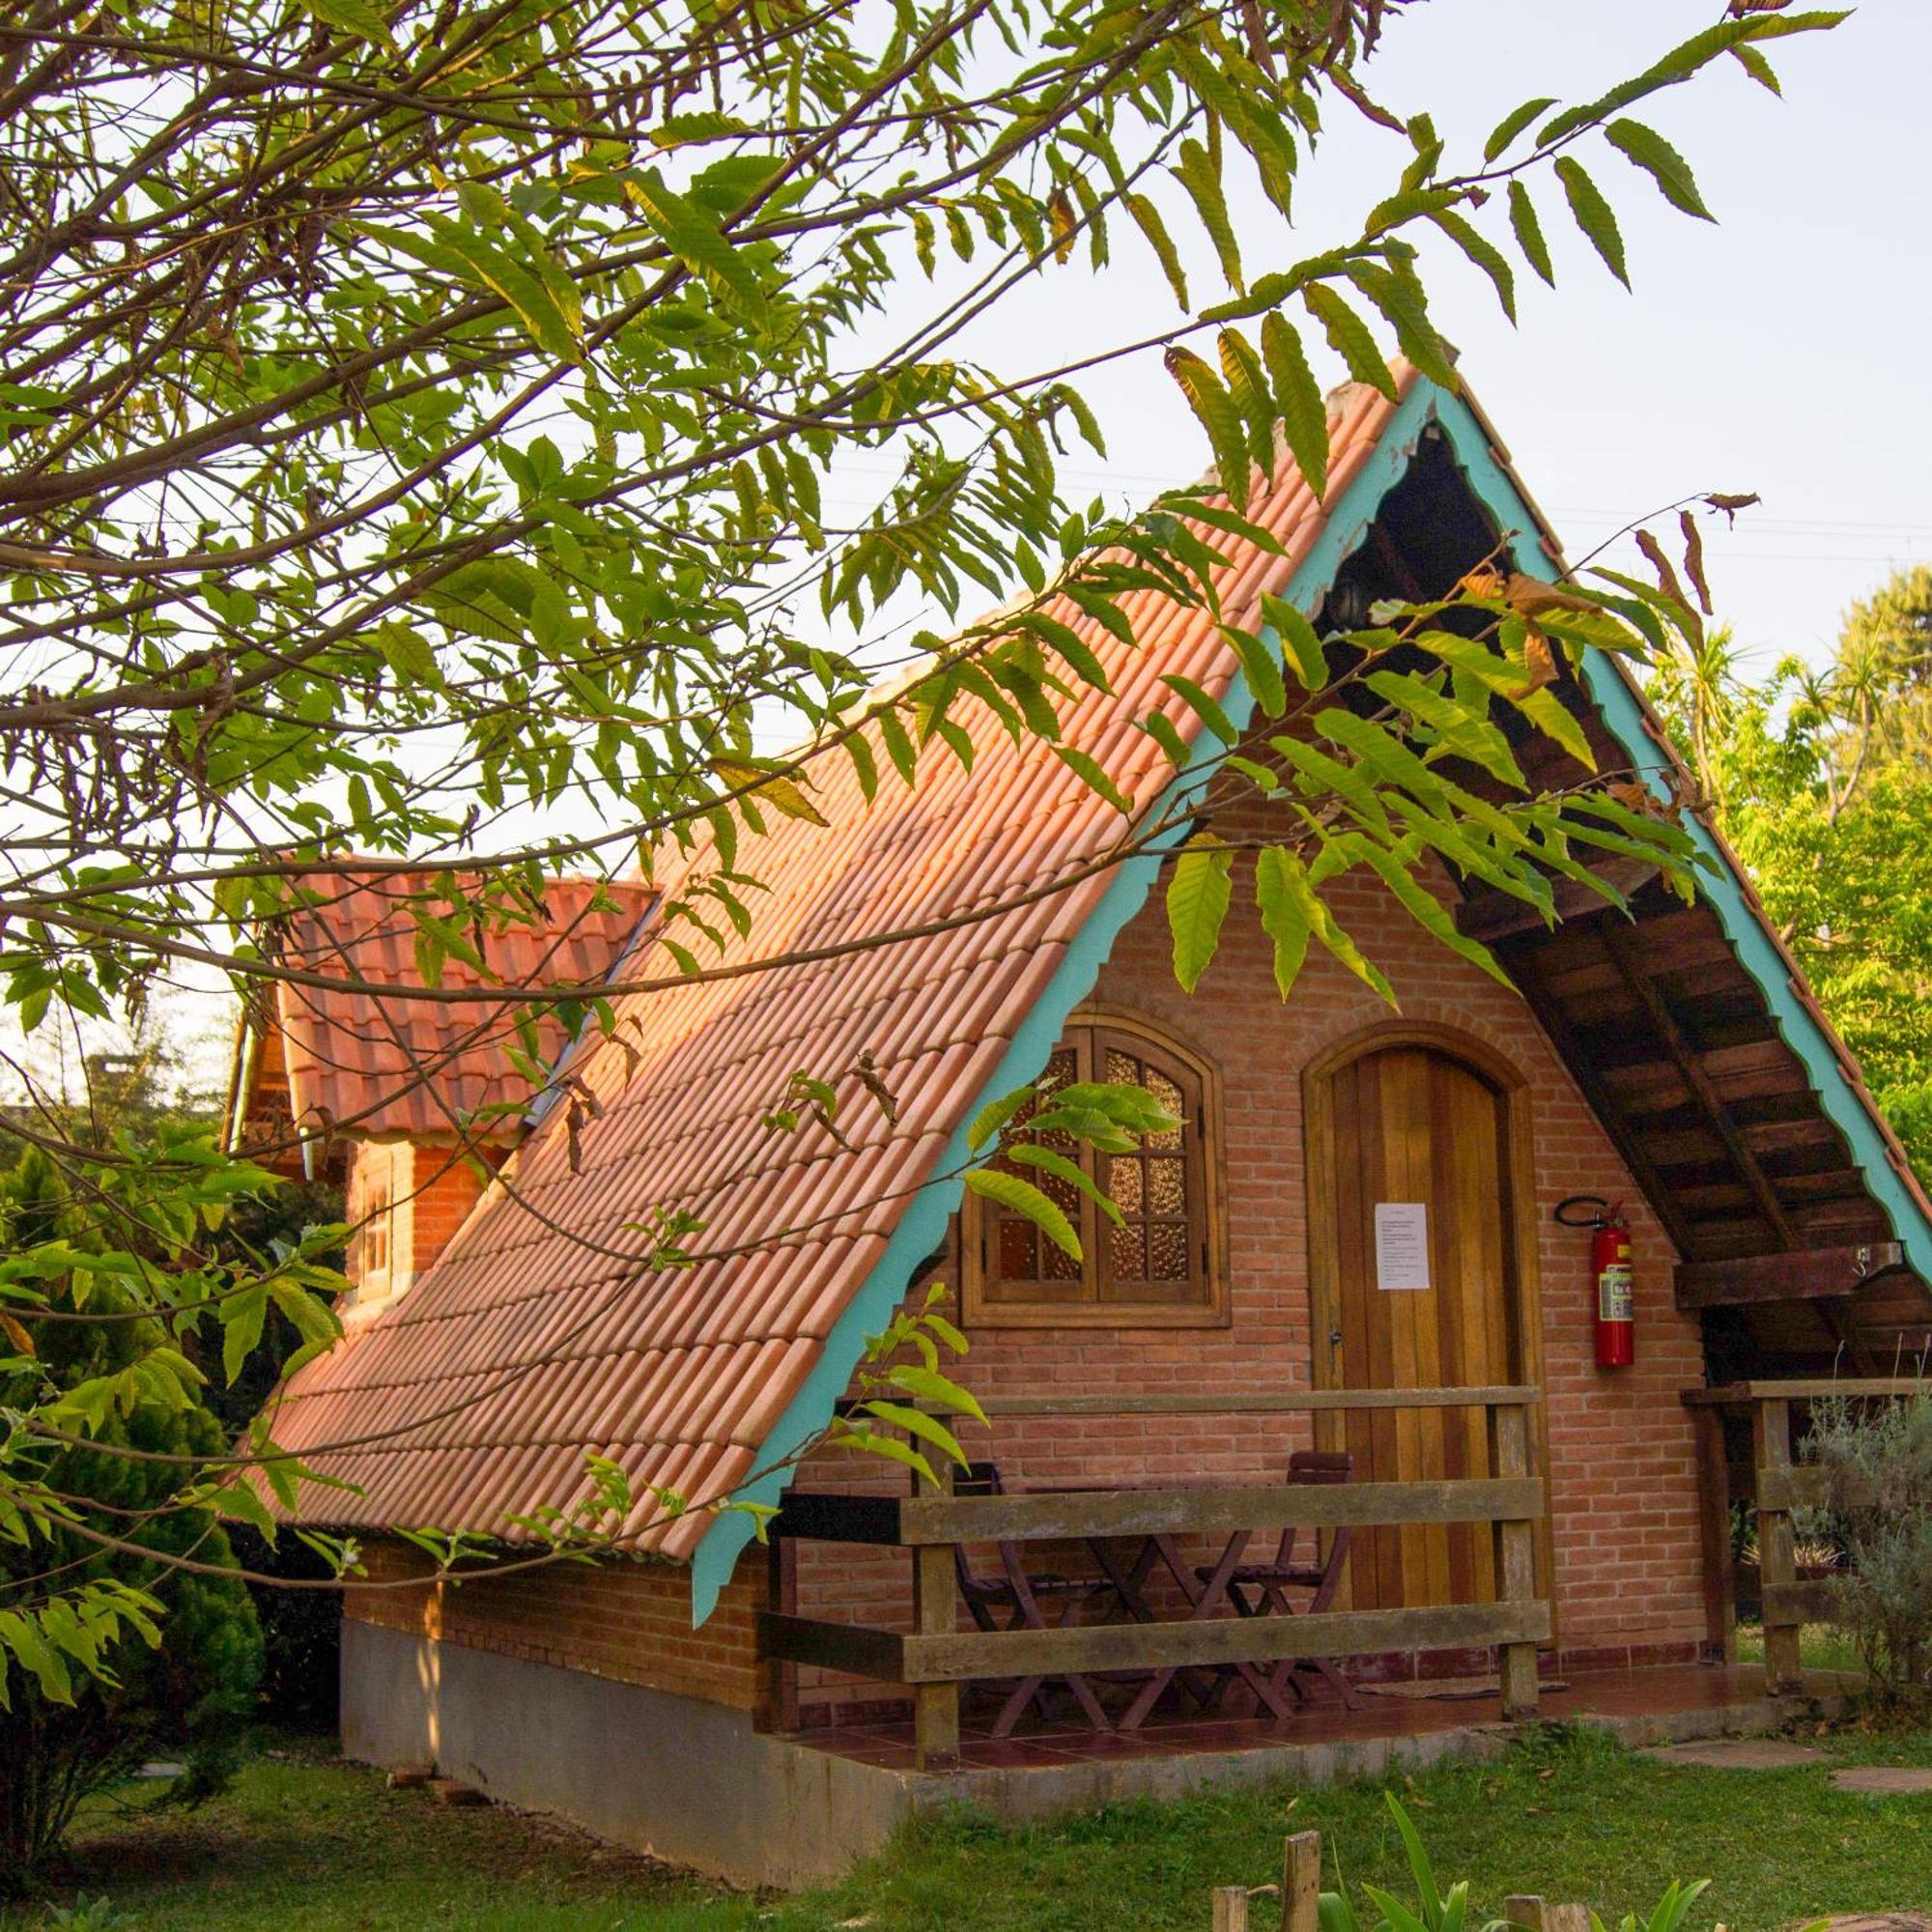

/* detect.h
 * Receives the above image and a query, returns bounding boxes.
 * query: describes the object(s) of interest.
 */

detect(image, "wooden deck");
[763,1387,1549,1769]
[784,1662,1855,1776]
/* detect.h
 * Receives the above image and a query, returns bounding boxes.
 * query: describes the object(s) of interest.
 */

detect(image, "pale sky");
[893,0,1932,679]
[69,0,1932,1099]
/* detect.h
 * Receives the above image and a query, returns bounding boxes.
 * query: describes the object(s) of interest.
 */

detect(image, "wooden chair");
[1199,1449,1365,1712]
[952,1462,1119,1734]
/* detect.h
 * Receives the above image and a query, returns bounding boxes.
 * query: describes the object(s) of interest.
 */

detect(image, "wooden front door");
[1306,1024,1542,1613]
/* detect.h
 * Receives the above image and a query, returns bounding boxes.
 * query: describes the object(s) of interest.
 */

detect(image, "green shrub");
[0,1152,264,1898]
[1807,1387,1932,1715]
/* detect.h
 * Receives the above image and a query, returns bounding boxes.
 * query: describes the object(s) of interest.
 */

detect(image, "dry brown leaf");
[1047,188,1077,266]
[1509,625,1558,698]
[1501,572,1597,619]
[1704,490,1761,526]
[1678,508,1712,616]
[0,1308,35,1358]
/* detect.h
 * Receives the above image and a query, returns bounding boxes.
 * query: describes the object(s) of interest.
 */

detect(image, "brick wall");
[785,795,1710,1709]
[338,801,1712,1716]
[344,1536,769,1711]
[343,1137,494,1321]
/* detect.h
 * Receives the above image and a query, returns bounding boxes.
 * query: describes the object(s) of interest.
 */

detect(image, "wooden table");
[1021,1483,1306,1728]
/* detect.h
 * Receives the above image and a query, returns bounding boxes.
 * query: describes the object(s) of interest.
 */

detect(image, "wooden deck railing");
[759,1386,1548,1771]
[1683,1376,1917,1694]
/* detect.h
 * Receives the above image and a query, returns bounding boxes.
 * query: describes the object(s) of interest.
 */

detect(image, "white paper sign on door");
[1374,1202,1431,1291]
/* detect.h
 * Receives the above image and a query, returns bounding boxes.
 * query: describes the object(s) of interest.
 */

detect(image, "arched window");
[962,1009,1227,1327]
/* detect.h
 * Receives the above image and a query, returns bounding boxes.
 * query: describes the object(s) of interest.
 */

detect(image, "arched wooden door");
[1305,1024,1545,1613]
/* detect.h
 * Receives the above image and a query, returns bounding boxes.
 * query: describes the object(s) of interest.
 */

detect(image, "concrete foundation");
[342,1621,1852,1889]
[341,1620,910,1887]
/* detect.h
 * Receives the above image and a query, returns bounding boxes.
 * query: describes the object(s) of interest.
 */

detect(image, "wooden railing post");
[1506,1899,1589,1932]
[1490,1398,1541,1719]
[1688,1401,1737,1662]
[1209,1888,1250,1931]
[1282,1831,1321,1932]
[753,1522,799,1734]
[1753,1394,1804,1694]
[912,1459,959,1772]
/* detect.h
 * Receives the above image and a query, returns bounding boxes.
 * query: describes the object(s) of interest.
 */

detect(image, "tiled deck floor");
[790,1663,1850,1773]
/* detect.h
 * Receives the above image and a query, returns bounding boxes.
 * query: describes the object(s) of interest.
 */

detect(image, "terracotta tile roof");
[247,870,653,1148]
[265,372,1423,1556]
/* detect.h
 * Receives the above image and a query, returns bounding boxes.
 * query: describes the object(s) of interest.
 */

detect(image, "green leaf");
[1507,182,1555,287]
[1345,259,1458,390]
[1125,193,1188,309]
[711,756,828,826]
[369,220,582,364]
[1365,668,1525,787]
[1303,285,1396,398]
[1429,209,1517,324]
[859,1400,966,1470]
[1483,94,1559,162]
[1553,156,1630,287]
[1055,744,1133,814]
[0,1610,73,1706]
[626,169,769,324]
[840,1427,937,1489]
[964,1168,1081,1261]
[1254,847,1312,999]
[456,182,584,346]
[882,1360,989,1425]
[1259,312,1328,500]
[1224,624,1286,721]
[1259,592,1327,689]
[1217,328,1276,468]
[1020,611,1112,693]
[221,1283,269,1386]
[1605,118,1715,221]
[297,0,394,44]
[1385,1796,1443,1923]
[1164,347,1250,509]
[967,1085,1035,1152]
[1007,1144,1125,1227]
[1166,838,1234,992]
[1162,673,1240,745]
[1142,708,1193,767]
[1175,139,1243,293]
[1730,43,1781,93]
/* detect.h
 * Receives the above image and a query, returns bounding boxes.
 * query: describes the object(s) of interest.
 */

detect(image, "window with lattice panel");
[963,1010,1226,1327]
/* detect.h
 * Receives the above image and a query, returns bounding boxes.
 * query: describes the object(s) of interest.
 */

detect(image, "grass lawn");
[7,1720,1932,1932]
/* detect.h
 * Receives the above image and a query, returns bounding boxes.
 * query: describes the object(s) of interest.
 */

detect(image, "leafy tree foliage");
[0,0,1845,1698]
[0,1152,262,1896]
[1648,568,1932,1177]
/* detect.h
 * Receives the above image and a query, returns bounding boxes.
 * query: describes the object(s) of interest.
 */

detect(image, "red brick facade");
[347,1537,768,1711]
[342,824,1712,1716]
[343,1138,495,1322]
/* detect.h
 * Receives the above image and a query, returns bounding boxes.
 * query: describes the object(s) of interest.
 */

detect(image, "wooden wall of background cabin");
[782,783,1712,1721]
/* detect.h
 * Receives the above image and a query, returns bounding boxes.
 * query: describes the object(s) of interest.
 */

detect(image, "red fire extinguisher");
[1557,1195,1634,1369]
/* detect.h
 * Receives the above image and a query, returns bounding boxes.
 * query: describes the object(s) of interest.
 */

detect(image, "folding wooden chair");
[952,1462,1120,1734]
[1200,1449,1365,1712]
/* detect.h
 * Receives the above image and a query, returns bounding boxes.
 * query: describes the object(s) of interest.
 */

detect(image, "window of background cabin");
[962,1011,1226,1327]
[355,1183,391,1295]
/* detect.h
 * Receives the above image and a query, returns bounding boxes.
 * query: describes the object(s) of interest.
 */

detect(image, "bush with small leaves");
[0,1153,263,1900]
[1808,1388,1932,1716]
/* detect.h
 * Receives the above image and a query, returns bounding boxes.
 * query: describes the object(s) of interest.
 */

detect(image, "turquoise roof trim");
[689,377,1439,1623]
[1422,383,1932,1289]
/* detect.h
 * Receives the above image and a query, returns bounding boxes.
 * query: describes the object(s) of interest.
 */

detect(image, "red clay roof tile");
[247,870,651,1149]
[267,376,1425,1557]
